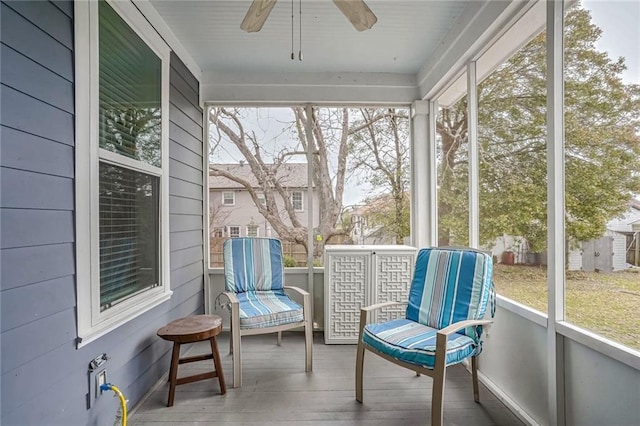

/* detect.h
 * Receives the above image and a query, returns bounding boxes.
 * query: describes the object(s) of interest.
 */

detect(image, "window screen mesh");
[99,162,160,310]
[98,0,161,167]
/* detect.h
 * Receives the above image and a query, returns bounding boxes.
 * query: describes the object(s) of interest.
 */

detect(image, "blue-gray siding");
[0,2,204,424]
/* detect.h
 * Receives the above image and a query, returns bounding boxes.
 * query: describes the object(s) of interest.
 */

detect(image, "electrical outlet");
[96,369,107,397]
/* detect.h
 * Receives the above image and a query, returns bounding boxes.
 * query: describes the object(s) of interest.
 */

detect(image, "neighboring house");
[343,204,391,245]
[209,163,319,239]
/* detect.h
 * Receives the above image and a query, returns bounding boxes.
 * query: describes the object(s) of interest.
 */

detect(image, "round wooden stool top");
[157,314,223,344]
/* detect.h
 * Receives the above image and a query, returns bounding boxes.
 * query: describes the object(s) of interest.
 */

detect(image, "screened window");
[292,191,303,212]
[257,192,266,207]
[247,225,259,237]
[75,0,170,344]
[223,191,235,205]
[98,1,162,310]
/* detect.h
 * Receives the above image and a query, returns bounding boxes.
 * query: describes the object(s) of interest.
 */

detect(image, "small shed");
[568,231,627,272]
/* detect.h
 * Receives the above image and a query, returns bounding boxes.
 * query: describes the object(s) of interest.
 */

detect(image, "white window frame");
[74,0,171,347]
[228,226,241,238]
[257,191,266,207]
[222,191,235,206]
[246,224,260,237]
[292,191,304,212]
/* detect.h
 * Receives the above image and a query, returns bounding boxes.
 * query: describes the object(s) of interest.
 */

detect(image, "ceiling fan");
[240,0,377,33]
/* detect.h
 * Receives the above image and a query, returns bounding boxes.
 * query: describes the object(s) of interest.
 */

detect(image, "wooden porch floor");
[129,332,523,426]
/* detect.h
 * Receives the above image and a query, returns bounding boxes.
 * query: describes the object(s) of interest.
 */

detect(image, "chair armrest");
[283,285,309,298]
[436,319,493,337]
[218,291,239,305]
[358,301,407,337]
[434,319,493,372]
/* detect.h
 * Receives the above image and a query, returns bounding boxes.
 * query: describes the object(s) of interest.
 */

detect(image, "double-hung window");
[222,191,235,206]
[292,191,304,212]
[228,226,241,238]
[75,0,171,345]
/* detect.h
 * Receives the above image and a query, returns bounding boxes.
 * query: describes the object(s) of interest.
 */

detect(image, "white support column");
[411,101,437,248]
[203,106,212,313]
[467,61,479,249]
[305,104,315,321]
[546,1,566,425]
[427,101,439,247]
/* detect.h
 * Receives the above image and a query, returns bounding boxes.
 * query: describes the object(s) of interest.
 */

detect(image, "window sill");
[77,291,172,348]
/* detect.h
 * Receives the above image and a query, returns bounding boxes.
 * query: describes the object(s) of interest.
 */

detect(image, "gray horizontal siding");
[0,275,76,332]
[171,246,205,270]
[0,243,75,291]
[1,168,74,210]
[1,126,74,177]
[1,44,74,112]
[1,3,204,426]
[0,3,73,80]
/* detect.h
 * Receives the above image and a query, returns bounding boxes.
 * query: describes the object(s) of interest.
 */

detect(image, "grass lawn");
[493,264,640,351]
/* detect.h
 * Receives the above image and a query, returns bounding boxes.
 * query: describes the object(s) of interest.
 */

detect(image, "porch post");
[467,61,479,248]
[305,104,315,321]
[546,1,566,425]
[411,100,437,248]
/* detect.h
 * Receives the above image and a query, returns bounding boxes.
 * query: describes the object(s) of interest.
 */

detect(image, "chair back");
[406,247,493,340]
[223,237,284,293]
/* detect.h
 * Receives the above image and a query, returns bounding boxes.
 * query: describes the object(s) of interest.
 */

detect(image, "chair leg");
[355,338,365,403]
[472,356,480,403]
[167,342,181,407]
[229,322,233,355]
[431,365,446,426]
[304,319,313,372]
[432,333,448,426]
[210,336,227,395]
[277,331,282,346]
[231,304,242,388]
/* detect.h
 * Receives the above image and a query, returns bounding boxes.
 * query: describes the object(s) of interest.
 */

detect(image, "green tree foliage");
[438,3,640,251]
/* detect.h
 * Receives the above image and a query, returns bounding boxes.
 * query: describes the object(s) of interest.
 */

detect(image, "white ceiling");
[149,0,469,75]
[145,0,534,103]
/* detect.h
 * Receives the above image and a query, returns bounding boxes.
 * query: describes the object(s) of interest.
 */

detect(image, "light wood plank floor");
[129,332,523,426]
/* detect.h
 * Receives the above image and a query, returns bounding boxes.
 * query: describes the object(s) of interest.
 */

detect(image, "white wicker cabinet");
[324,245,417,344]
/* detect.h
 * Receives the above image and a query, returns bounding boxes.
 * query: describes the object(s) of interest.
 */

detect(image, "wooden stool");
[157,314,226,407]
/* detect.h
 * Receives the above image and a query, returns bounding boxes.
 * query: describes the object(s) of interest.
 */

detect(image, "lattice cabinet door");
[324,246,417,344]
[324,251,370,344]
[370,250,417,324]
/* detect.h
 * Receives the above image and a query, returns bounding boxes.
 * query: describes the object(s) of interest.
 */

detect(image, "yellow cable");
[109,385,127,426]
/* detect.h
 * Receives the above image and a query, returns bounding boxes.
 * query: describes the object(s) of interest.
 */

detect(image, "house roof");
[608,200,640,234]
[209,163,309,190]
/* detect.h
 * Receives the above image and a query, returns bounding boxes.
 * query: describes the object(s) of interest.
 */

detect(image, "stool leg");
[167,342,181,407]
[210,336,226,394]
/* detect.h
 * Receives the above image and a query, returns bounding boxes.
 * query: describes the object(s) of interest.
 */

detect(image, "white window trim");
[222,191,235,206]
[246,225,260,237]
[74,0,171,347]
[257,192,266,207]
[292,191,304,212]
[228,225,241,238]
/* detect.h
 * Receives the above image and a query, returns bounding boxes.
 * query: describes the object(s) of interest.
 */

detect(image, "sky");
[583,0,640,85]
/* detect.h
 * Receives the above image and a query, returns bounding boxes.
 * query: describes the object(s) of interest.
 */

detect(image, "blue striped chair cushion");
[224,238,284,293]
[362,318,477,369]
[406,248,493,341]
[237,291,304,329]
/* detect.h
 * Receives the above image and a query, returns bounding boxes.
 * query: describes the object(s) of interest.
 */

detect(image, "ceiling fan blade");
[332,0,377,31]
[241,0,278,33]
